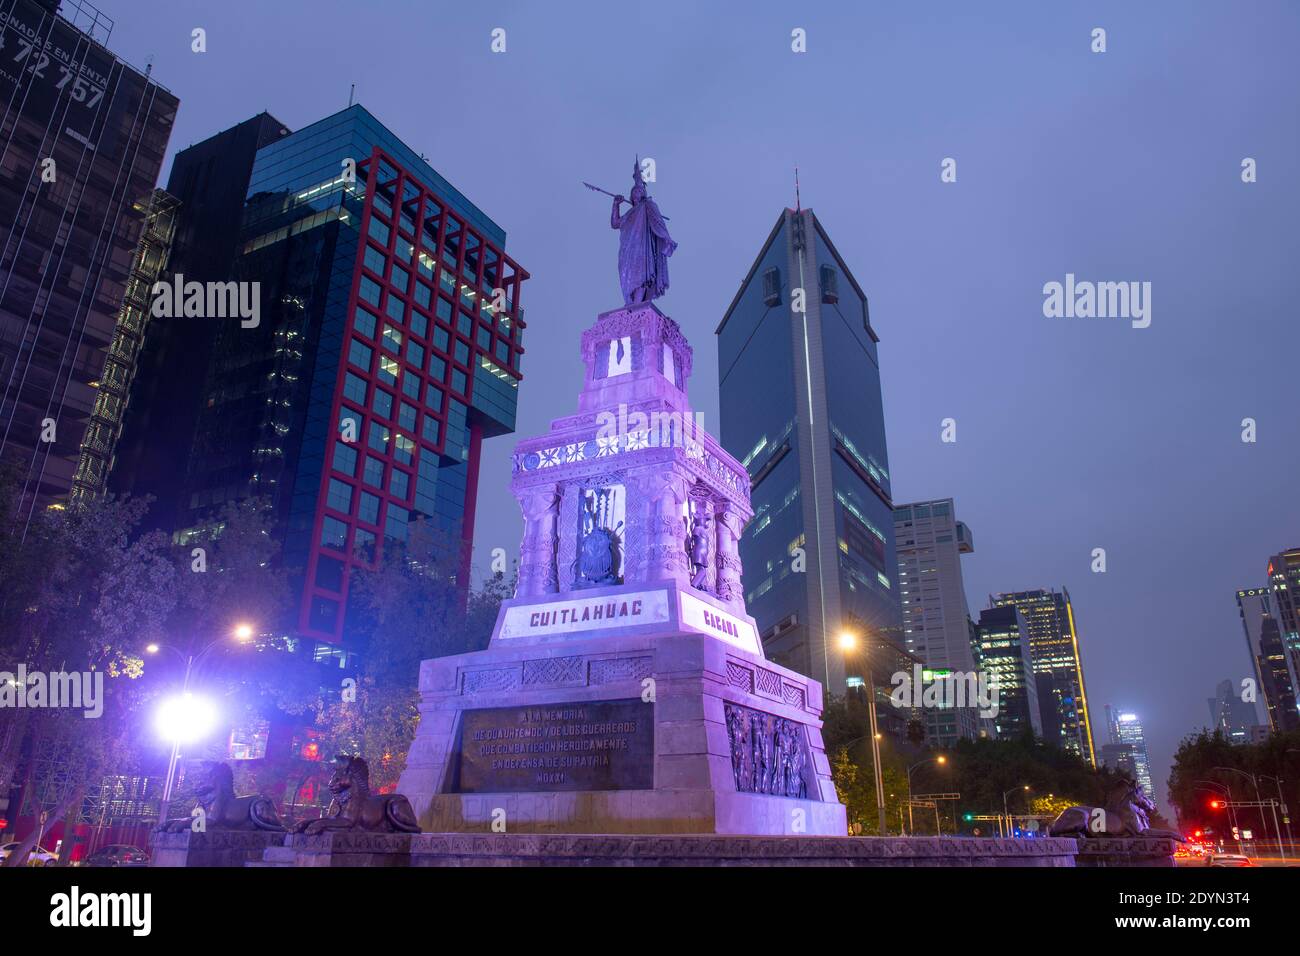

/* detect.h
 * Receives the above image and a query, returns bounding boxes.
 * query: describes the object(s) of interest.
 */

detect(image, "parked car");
[1206,852,1253,867]
[81,844,150,868]
[0,841,58,866]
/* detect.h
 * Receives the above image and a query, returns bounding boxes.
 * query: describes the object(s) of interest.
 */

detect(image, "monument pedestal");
[401,583,845,836]
[406,833,1079,867]
[150,829,285,867]
[252,832,415,868]
[400,302,846,837]
[1073,836,1179,867]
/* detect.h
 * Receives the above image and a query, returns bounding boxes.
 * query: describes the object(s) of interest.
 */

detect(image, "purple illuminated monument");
[399,170,845,835]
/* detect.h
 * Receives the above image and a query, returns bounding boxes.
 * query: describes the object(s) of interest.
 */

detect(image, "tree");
[0,481,171,865]
[305,518,514,795]
[1168,727,1300,841]
[0,488,305,862]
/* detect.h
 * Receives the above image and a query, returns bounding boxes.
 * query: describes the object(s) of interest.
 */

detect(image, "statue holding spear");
[584,160,677,306]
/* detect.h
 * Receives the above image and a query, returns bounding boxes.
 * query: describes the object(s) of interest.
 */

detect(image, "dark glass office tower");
[108,112,291,528]
[990,588,1096,765]
[1104,706,1154,797]
[179,105,528,649]
[0,0,177,527]
[975,605,1042,740]
[1236,585,1299,732]
[717,207,899,692]
[1207,678,1264,744]
[1267,548,1300,693]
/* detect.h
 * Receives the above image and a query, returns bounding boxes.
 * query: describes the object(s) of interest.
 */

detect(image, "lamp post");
[838,630,887,836]
[1212,766,1267,854]
[148,623,254,825]
[1195,779,1237,850]
[1258,774,1290,861]
[906,755,947,834]
[1003,785,1029,838]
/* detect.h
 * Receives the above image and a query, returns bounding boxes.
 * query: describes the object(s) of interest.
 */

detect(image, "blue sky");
[102,0,1300,809]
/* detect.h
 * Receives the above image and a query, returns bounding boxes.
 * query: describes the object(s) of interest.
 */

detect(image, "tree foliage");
[1167,727,1300,839]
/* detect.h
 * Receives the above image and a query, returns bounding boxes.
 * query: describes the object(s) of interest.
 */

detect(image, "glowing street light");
[1003,785,1031,837]
[907,755,950,834]
[148,623,255,826]
[155,692,218,745]
[838,627,887,836]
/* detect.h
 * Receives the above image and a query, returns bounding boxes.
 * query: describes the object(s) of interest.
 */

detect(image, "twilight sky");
[103,0,1300,808]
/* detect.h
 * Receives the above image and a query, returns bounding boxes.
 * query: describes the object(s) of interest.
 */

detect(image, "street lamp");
[838,629,887,836]
[1213,765,1283,860]
[148,622,254,825]
[155,693,218,744]
[1003,785,1030,838]
[907,755,947,834]
[1258,774,1291,861]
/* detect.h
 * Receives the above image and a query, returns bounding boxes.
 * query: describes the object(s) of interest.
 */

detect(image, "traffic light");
[963,813,973,822]
[1209,799,1223,810]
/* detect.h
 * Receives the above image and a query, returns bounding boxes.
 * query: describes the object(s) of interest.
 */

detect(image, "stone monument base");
[1073,836,1179,867]
[422,789,843,836]
[400,590,848,837]
[150,829,285,867]
[251,832,415,868]
[406,833,1081,867]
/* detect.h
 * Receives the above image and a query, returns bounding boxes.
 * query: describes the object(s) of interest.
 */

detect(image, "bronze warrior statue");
[291,754,421,834]
[608,160,677,305]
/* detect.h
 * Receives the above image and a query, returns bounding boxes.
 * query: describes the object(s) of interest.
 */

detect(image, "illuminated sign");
[499,590,671,639]
[678,591,759,654]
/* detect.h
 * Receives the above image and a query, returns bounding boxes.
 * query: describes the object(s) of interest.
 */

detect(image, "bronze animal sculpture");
[1048,778,1184,840]
[156,761,284,832]
[291,754,421,834]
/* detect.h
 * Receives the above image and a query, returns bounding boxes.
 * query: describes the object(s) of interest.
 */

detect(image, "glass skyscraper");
[975,605,1042,741]
[990,588,1096,765]
[1207,678,1264,744]
[1106,705,1154,798]
[108,112,291,530]
[716,207,900,692]
[895,499,981,744]
[1237,585,1300,732]
[1267,548,1300,699]
[178,105,528,648]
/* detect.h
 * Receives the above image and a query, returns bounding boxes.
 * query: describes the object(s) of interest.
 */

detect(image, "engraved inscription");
[451,699,654,793]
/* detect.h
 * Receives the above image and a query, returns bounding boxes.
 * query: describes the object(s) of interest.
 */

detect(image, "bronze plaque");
[451,699,654,793]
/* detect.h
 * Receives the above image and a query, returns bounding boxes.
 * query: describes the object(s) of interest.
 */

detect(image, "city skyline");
[41,0,1300,809]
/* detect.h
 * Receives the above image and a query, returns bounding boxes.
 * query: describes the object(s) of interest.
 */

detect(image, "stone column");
[516,484,559,597]
[715,500,745,614]
[640,471,690,588]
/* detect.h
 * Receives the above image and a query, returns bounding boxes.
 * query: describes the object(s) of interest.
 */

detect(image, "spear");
[583,181,669,218]
[583,181,622,200]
